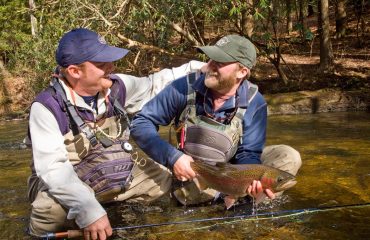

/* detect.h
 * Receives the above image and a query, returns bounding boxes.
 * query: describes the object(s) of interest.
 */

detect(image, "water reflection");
[0,112,369,239]
[0,120,31,239]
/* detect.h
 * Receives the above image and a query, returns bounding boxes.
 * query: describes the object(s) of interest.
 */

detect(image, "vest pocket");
[184,142,226,162]
[74,144,134,202]
[185,125,234,152]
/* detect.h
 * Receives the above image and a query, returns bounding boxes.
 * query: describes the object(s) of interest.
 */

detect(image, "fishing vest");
[29,74,133,203]
[176,72,258,163]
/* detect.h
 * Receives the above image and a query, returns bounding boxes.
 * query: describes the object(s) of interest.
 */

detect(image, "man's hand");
[83,214,112,240]
[173,154,196,181]
[247,180,275,200]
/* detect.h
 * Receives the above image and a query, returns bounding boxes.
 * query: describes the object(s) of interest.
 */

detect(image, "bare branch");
[76,0,113,27]
[171,22,201,46]
[117,33,175,56]
[186,3,204,45]
[146,1,201,46]
[29,0,38,36]
[111,0,131,19]
[133,50,141,65]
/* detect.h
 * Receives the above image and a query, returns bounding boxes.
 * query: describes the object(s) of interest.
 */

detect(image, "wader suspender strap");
[186,72,198,105]
[51,78,99,147]
[172,71,199,148]
[234,82,258,122]
[180,71,200,122]
[247,82,258,104]
[233,81,258,143]
[113,100,130,126]
[109,81,131,127]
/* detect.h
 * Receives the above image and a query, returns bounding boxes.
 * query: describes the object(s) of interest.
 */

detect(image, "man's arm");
[117,60,205,114]
[29,103,107,228]
[130,77,189,168]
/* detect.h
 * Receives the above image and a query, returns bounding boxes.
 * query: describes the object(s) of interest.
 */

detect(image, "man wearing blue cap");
[26,28,204,239]
[131,35,302,207]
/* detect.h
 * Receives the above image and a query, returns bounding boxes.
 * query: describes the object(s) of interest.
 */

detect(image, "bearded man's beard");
[204,72,234,91]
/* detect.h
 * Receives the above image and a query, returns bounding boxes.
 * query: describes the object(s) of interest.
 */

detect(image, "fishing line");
[113,202,370,231]
[41,202,370,239]
[151,202,370,236]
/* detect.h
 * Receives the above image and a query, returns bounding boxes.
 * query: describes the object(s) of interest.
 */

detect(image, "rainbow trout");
[190,160,297,209]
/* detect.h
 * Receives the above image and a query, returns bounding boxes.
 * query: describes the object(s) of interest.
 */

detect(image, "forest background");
[0,0,369,118]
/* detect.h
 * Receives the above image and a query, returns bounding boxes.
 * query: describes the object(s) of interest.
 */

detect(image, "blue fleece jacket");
[130,73,267,167]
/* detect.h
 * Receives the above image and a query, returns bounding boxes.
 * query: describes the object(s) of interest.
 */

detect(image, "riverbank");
[265,88,370,115]
[1,87,369,121]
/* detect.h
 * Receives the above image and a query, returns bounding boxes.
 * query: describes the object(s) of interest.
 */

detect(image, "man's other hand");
[247,180,276,200]
[83,214,112,240]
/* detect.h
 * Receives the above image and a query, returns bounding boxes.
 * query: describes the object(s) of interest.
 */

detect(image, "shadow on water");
[0,112,370,239]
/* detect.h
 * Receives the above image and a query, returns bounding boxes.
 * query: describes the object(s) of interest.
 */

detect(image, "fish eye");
[277,176,283,182]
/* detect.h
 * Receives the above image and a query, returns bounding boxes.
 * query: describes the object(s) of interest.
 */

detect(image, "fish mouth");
[275,179,297,192]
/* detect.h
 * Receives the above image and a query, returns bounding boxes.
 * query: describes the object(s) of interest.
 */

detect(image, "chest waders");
[50,77,134,203]
[175,72,258,163]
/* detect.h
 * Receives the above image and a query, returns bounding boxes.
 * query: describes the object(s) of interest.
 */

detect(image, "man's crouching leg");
[114,158,173,203]
[261,144,302,197]
[28,191,77,237]
[261,144,302,175]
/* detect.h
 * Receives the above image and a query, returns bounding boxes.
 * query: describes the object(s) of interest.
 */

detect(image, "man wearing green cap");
[131,35,301,206]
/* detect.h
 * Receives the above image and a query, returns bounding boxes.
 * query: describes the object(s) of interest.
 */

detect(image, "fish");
[190,160,297,209]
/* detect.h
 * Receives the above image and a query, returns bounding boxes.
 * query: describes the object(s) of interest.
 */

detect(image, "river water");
[0,112,369,239]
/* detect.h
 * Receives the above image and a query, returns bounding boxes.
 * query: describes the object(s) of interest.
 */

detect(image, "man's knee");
[261,145,302,176]
[115,159,173,202]
[29,191,76,237]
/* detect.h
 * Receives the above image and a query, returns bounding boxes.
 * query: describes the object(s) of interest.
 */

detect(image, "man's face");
[203,60,243,92]
[77,61,115,95]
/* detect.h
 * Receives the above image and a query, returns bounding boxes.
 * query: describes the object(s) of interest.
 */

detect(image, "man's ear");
[236,66,249,80]
[65,65,82,79]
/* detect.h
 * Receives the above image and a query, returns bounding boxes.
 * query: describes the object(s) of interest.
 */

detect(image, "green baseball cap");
[197,35,256,69]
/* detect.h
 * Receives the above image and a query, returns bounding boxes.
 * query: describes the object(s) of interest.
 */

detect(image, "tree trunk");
[353,0,365,46]
[241,0,254,38]
[318,0,334,72]
[29,0,38,37]
[272,49,289,85]
[298,0,306,41]
[271,0,289,85]
[307,2,315,17]
[286,0,293,34]
[0,61,11,114]
[335,0,347,38]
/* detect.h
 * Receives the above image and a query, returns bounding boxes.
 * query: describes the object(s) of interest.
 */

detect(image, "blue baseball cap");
[56,28,129,67]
